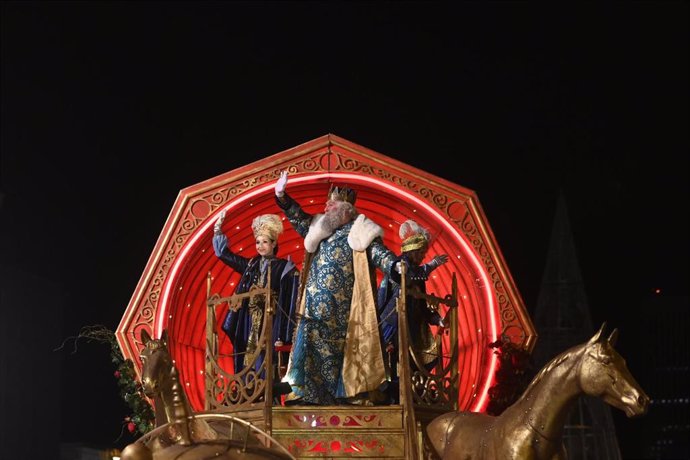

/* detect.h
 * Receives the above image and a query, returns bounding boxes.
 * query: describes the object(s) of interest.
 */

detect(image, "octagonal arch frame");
[116,133,536,413]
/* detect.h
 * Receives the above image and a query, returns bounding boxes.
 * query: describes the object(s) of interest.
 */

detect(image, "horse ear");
[608,328,619,347]
[588,322,607,345]
[141,329,152,345]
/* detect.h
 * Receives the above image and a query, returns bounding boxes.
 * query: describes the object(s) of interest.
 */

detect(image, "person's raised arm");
[211,209,249,273]
[424,254,449,273]
[213,210,226,236]
[275,170,288,199]
[274,170,314,237]
[212,210,228,257]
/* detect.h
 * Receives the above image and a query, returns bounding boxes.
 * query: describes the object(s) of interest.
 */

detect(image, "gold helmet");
[399,219,430,253]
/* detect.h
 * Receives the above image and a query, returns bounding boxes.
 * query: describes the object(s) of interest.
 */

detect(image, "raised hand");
[433,254,449,266]
[275,171,288,197]
[428,254,449,269]
[213,210,226,235]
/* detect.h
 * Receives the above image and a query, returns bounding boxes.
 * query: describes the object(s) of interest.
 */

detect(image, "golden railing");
[202,263,460,458]
[397,264,460,459]
[204,266,278,433]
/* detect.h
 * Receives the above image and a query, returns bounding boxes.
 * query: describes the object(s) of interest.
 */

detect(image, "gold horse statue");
[120,329,294,460]
[426,323,649,460]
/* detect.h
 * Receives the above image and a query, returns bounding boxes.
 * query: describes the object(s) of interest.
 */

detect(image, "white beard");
[323,209,348,233]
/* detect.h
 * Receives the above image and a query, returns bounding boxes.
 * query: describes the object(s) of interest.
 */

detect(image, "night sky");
[1,1,687,457]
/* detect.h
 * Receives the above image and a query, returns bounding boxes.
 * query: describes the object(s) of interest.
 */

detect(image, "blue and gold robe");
[277,193,397,405]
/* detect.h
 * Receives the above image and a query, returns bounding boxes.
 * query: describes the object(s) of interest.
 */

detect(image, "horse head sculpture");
[140,329,172,398]
[139,329,192,430]
[122,329,295,460]
[123,330,216,454]
[426,323,649,459]
[139,329,199,436]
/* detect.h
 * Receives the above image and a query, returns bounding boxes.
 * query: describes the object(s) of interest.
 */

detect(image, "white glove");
[213,210,226,235]
[275,171,288,197]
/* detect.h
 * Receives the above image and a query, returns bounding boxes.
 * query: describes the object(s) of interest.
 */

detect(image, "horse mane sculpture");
[120,329,294,460]
[426,323,649,460]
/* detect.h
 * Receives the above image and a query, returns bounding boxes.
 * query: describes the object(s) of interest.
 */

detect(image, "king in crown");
[328,184,357,205]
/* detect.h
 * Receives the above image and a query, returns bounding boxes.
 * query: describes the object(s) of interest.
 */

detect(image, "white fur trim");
[304,214,331,253]
[303,214,383,253]
[348,215,383,251]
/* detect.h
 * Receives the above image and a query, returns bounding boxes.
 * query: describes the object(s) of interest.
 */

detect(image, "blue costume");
[276,191,397,405]
[378,254,444,369]
[213,233,299,376]
[377,221,447,403]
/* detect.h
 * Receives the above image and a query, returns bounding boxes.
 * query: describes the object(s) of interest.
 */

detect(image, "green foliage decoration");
[57,325,154,436]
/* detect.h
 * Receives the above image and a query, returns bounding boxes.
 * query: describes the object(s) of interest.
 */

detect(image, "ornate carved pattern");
[410,369,458,408]
[204,281,275,410]
[329,151,451,209]
[283,436,399,456]
[406,291,459,410]
[459,212,527,345]
[286,414,384,429]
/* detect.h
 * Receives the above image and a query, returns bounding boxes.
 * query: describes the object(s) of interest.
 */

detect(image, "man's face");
[324,199,351,230]
[324,199,339,214]
[407,248,426,266]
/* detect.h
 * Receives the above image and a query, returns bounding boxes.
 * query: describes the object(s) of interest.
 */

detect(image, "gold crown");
[328,184,357,205]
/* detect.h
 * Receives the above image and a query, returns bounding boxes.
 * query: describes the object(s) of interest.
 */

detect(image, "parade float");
[115,133,542,459]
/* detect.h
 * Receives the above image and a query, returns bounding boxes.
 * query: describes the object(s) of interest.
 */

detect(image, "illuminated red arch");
[116,134,536,413]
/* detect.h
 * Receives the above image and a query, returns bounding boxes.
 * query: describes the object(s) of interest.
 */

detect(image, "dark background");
[1,1,687,458]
